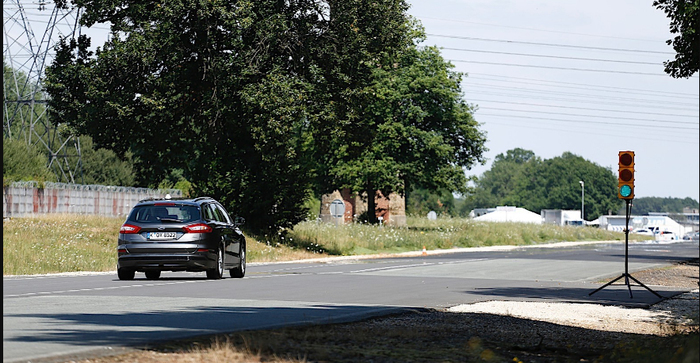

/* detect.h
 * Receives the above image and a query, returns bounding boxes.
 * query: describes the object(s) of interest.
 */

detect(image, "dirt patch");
[623,258,699,289]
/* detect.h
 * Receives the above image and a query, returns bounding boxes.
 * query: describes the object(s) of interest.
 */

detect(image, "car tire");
[230,242,246,278]
[145,270,161,280]
[118,268,135,280]
[206,246,224,279]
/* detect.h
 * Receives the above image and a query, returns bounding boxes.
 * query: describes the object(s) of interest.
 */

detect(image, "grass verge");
[3,213,625,276]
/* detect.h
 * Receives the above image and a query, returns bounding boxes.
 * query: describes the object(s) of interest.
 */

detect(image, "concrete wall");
[3,182,181,218]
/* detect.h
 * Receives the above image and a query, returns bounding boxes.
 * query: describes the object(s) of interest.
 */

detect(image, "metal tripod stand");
[589,199,662,299]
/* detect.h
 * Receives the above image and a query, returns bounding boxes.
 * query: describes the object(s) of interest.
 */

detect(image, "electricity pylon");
[3,0,83,183]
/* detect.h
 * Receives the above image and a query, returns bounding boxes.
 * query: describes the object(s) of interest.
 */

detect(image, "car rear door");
[204,203,235,266]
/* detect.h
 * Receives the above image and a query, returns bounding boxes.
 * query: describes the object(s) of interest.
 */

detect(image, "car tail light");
[183,223,212,233]
[120,224,141,234]
[118,248,128,253]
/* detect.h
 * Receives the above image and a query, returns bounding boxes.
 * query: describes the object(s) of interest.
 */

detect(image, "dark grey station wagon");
[117,196,246,280]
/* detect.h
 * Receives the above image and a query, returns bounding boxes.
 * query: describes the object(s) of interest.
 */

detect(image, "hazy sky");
[6,1,698,201]
[407,0,699,202]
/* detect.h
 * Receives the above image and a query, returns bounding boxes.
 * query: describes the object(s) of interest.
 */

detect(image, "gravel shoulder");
[448,259,700,336]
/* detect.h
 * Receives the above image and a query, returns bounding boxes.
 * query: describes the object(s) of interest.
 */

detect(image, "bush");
[2,138,56,184]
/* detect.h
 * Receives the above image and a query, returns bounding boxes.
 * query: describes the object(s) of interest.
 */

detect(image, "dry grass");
[2,214,323,275]
[2,214,123,275]
[3,214,625,276]
[287,217,625,256]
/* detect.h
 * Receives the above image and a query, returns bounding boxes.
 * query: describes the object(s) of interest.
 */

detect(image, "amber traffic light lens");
[619,153,633,166]
[620,169,633,182]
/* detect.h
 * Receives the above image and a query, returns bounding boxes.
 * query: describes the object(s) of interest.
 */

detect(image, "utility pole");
[579,180,584,220]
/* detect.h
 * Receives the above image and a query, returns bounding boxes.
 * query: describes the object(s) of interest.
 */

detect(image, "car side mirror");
[234,216,245,226]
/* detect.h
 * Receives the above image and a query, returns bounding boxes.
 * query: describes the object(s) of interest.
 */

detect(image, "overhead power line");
[482,107,698,126]
[464,90,698,111]
[449,59,668,76]
[478,112,698,130]
[468,73,699,99]
[426,34,675,54]
[466,82,699,108]
[416,16,666,43]
[441,47,661,65]
[483,118,698,145]
[465,99,699,118]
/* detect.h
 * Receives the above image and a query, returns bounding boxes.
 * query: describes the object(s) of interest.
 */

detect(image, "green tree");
[466,150,619,220]
[653,0,699,78]
[3,61,50,145]
[320,44,487,223]
[406,187,457,217]
[45,0,425,233]
[468,148,539,211]
[628,197,699,215]
[3,138,56,184]
[513,152,619,220]
[78,136,136,186]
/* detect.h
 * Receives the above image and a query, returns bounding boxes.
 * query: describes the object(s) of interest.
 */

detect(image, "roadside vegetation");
[2,213,625,276]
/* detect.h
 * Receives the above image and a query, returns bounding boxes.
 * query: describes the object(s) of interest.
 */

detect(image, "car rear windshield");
[128,205,200,223]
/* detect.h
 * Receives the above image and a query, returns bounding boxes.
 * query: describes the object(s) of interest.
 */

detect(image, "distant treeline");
[406,148,699,219]
[629,197,699,215]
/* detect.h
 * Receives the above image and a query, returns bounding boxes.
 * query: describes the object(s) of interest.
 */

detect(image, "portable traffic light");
[618,151,634,199]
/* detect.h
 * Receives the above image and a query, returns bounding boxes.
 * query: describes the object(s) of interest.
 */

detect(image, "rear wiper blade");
[159,218,181,222]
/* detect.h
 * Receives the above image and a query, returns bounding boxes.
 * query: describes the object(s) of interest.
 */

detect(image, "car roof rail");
[137,196,189,203]
[193,196,214,202]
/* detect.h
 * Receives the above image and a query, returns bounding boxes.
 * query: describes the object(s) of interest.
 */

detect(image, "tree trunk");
[404,179,410,216]
[366,186,378,224]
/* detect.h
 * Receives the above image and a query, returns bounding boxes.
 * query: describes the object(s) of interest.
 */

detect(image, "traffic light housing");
[618,151,634,199]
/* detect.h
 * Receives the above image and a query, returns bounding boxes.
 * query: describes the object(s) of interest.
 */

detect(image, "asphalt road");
[3,240,698,363]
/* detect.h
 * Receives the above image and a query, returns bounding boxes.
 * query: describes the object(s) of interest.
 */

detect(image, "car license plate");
[147,232,177,240]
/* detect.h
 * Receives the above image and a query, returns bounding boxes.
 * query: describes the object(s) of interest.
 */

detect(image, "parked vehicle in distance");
[117,196,246,280]
[655,230,678,242]
[631,228,654,237]
[683,231,699,241]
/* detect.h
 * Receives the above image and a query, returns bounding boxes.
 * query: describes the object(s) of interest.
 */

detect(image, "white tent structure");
[472,206,543,224]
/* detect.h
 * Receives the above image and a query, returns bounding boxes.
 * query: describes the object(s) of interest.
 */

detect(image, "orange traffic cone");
[422,246,427,256]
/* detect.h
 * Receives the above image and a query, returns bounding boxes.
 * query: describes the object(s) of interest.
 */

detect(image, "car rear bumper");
[117,252,217,272]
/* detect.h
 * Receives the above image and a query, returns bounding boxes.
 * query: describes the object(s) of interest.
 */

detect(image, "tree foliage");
[45,0,482,233]
[405,187,457,217]
[653,0,699,78]
[3,61,50,143]
[464,149,620,220]
[5,62,137,186]
[78,136,136,186]
[629,197,699,215]
[468,148,538,210]
[3,138,57,184]
[320,45,487,223]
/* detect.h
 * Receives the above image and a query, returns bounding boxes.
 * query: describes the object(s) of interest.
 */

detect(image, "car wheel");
[207,246,224,279]
[145,270,161,280]
[230,242,246,278]
[118,268,135,280]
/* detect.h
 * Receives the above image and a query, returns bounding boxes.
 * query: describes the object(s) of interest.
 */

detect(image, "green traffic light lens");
[620,185,632,197]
